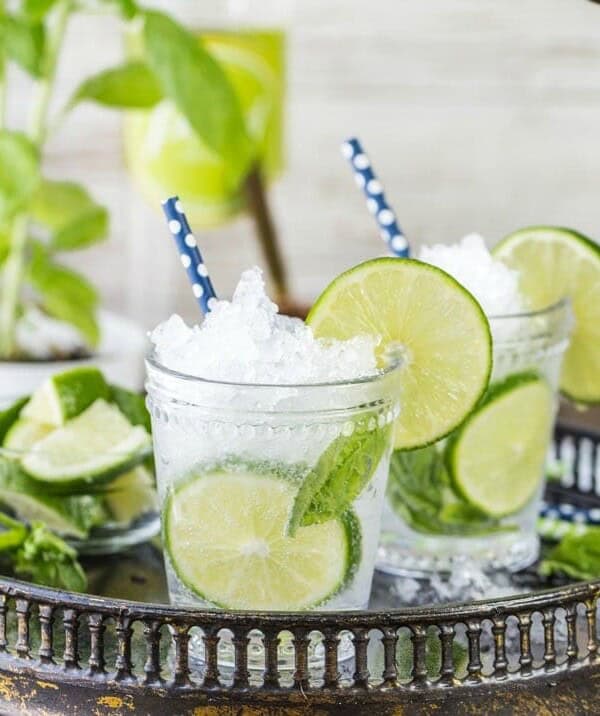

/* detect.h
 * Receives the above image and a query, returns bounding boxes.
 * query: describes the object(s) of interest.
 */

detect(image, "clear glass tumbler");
[378,299,572,576]
[145,353,401,613]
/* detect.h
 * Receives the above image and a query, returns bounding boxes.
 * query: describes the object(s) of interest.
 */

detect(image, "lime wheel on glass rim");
[494,226,600,404]
[306,258,493,450]
[164,466,361,611]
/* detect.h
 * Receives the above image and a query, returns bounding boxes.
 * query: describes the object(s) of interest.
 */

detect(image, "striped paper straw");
[341,137,409,257]
[162,196,217,315]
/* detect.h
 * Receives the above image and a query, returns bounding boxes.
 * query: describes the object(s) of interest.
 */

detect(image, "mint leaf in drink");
[0,131,40,222]
[28,243,100,346]
[14,522,86,592]
[69,61,162,109]
[143,10,253,186]
[288,424,390,536]
[23,0,59,20]
[540,529,600,581]
[388,447,511,536]
[31,179,109,251]
[0,14,45,77]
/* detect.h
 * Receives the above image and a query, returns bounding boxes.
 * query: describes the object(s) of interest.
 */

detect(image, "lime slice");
[494,227,599,403]
[104,466,157,525]
[0,397,28,443]
[21,399,151,488]
[0,459,106,538]
[307,258,492,449]
[124,29,284,228]
[447,372,554,517]
[165,467,360,610]
[22,366,109,426]
[4,419,53,451]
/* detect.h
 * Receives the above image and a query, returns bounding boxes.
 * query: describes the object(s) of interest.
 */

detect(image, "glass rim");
[145,349,403,391]
[487,296,570,322]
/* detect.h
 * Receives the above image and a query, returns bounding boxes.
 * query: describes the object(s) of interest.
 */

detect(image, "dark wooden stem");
[243,164,288,303]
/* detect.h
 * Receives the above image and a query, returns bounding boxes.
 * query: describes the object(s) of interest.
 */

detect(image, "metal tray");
[0,420,598,715]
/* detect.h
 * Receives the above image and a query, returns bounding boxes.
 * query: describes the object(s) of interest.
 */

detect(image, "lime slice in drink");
[22,366,109,426]
[0,459,106,538]
[307,258,492,449]
[165,467,360,610]
[494,226,600,403]
[4,419,53,451]
[124,30,284,227]
[447,372,554,517]
[21,399,151,488]
[104,466,157,525]
[0,397,28,444]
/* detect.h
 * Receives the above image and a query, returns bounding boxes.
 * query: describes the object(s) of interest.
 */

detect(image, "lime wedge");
[0,397,28,444]
[104,466,157,525]
[22,366,109,426]
[21,399,151,488]
[4,419,53,451]
[165,467,360,610]
[494,226,599,403]
[307,258,492,449]
[0,459,106,538]
[447,372,554,517]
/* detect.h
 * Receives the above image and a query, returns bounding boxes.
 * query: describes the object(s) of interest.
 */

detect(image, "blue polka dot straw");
[341,137,409,258]
[161,196,217,315]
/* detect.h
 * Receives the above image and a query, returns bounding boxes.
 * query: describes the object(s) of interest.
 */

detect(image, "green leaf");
[0,131,40,222]
[14,522,86,591]
[28,244,100,346]
[0,14,45,76]
[69,61,162,109]
[288,423,390,536]
[540,529,600,581]
[109,384,151,433]
[23,0,59,20]
[100,0,138,19]
[0,397,28,444]
[30,180,109,250]
[387,447,511,536]
[0,513,28,551]
[143,10,253,185]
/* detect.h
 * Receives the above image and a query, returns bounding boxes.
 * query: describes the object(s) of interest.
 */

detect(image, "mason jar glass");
[378,299,572,576]
[146,352,401,614]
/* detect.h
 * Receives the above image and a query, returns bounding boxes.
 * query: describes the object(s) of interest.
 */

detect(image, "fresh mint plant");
[540,528,600,581]
[0,0,265,359]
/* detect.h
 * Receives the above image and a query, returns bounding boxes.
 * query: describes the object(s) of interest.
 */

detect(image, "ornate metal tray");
[0,415,598,715]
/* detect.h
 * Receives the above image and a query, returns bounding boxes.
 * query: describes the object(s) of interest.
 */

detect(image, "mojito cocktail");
[378,235,572,575]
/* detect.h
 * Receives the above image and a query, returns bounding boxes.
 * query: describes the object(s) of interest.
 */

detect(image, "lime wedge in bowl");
[447,372,554,517]
[165,466,360,610]
[494,226,599,403]
[21,366,109,426]
[307,258,492,449]
[21,399,151,489]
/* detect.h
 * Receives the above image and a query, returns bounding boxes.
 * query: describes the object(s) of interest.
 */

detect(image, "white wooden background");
[8,0,600,327]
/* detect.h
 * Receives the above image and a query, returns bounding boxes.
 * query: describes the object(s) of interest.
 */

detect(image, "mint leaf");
[288,424,390,535]
[14,522,86,591]
[143,10,253,186]
[31,179,108,250]
[28,244,100,346]
[0,513,28,550]
[70,61,162,109]
[100,0,138,19]
[0,14,45,77]
[0,131,40,222]
[23,0,58,20]
[0,397,28,444]
[540,529,600,581]
[387,447,510,536]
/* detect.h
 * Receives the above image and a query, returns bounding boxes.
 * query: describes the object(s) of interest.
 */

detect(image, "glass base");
[376,529,540,577]
[71,512,161,556]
